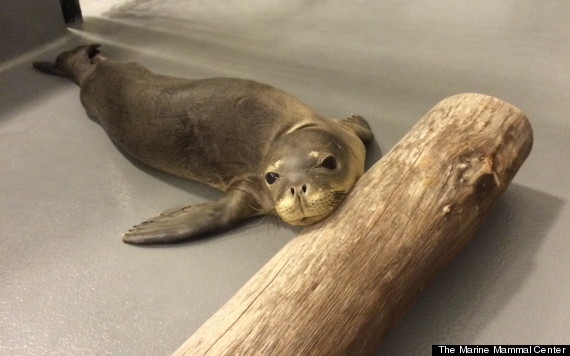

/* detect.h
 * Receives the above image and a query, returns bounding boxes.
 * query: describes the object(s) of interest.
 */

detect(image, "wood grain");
[173,93,533,356]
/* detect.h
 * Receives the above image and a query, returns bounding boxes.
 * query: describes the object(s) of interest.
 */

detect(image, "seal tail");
[33,44,102,84]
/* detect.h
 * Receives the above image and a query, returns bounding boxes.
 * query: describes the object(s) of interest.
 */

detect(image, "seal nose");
[290,184,308,197]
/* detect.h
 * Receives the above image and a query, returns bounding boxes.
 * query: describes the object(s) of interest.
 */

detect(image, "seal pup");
[33,44,373,244]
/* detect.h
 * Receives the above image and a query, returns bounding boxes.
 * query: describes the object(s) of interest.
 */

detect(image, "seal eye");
[321,156,337,170]
[265,172,279,184]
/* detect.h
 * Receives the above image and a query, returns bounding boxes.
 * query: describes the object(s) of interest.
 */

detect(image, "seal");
[33,44,373,244]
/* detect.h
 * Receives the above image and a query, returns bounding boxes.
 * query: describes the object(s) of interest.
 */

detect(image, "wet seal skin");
[33,44,373,244]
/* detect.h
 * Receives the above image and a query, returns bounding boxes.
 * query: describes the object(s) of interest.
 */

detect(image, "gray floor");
[1,1,569,355]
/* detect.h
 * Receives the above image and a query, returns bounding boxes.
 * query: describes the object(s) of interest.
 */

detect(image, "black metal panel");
[59,0,82,24]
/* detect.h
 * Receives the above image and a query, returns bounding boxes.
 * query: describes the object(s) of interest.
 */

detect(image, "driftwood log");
[173,93,533,355]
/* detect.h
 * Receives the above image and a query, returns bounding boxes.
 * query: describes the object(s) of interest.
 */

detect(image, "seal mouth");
[286,215,326,226]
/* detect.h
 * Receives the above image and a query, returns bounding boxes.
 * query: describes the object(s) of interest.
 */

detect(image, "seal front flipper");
[122,188,262,245]
[339,114,374,143]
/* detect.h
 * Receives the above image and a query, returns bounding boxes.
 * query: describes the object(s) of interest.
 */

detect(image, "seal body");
[80,63,323,191]
[33,45,373,244]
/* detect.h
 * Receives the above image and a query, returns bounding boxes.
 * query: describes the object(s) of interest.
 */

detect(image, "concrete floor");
[1,1,569,355]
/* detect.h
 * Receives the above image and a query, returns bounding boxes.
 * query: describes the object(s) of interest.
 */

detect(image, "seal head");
[264,122,367,226]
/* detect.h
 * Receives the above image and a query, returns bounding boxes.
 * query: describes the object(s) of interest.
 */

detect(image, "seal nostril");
[302,184,307,193]
[290,187,295,196]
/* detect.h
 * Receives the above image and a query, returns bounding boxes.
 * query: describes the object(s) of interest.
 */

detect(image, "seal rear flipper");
[122,189,261,245]
[32,61,68,76]
[32,44,102,84]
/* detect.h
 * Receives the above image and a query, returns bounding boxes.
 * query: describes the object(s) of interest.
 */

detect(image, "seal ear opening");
[32,61,68,77]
